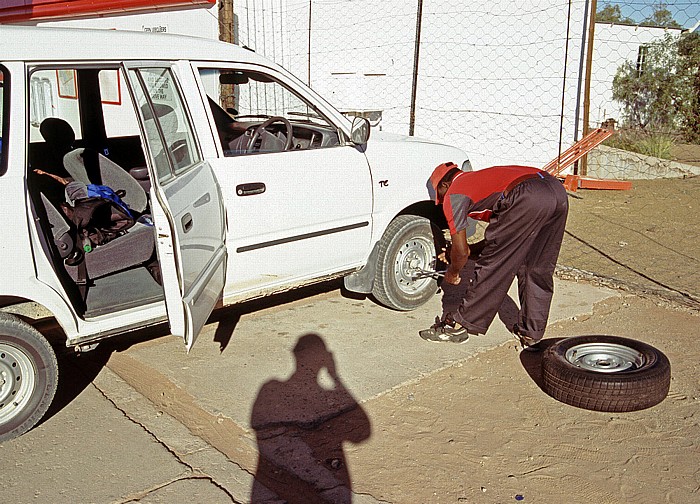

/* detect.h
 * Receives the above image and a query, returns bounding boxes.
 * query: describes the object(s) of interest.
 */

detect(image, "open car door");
[126,65,227,351]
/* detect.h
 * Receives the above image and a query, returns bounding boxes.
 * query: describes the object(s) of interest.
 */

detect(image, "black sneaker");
[513,325,540,352]
[419,315,470,344]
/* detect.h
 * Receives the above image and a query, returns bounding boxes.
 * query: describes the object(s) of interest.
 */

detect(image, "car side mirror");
[350,116,370,145]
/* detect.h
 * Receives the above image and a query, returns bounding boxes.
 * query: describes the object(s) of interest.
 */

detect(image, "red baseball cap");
[429,162,458,205]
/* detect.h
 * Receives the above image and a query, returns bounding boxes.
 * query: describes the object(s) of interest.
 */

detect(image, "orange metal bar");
[0,0,215,23]
[563,174,632,192]
[543,128,614,177]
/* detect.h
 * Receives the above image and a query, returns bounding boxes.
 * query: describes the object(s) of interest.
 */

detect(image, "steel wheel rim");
[0,343,37,424]
[394,236,435,295]
[565,342,645,373]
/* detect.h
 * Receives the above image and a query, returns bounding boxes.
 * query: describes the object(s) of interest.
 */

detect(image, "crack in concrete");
[90,381,240,503]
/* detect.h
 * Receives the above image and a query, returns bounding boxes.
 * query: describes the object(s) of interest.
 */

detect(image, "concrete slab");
[124,278,618,432]
[0,369,187,504]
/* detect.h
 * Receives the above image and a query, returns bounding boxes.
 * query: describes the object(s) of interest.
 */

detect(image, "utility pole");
[219,0,236,111]
[409,0,424,136]
[219,0,234,44]
[580,0,597,177]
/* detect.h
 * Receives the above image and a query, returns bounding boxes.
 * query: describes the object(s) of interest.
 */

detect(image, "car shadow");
[38,278,355,429]
[211,278,358,353]
[38,320,171,428]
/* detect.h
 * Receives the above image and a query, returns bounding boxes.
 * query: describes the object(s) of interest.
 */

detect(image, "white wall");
[26,1,590,170]
[235,0,590,169]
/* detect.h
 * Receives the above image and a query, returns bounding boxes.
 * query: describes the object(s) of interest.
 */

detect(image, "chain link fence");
[229,0,699,309]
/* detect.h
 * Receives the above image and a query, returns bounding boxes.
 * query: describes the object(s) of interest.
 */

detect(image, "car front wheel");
[0,313,58,442]
[372,215,443,311]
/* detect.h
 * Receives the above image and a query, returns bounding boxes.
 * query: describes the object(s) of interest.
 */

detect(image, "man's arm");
[444,229,470,285]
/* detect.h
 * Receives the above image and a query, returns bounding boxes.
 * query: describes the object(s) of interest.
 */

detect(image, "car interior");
[199,69,342,156]
[27,67,163,317]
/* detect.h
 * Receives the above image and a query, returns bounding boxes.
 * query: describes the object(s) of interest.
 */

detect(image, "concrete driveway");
[0,278,617,503]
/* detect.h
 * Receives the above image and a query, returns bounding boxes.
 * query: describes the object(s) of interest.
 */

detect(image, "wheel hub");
[0,344,36,424]
[565,342,645,373]
[395,237,435,294]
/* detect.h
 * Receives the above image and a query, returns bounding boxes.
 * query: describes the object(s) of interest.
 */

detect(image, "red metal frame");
[543,128,632,192]
[0,0,215,23]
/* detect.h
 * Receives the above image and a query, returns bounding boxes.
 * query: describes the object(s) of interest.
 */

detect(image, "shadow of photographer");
[250,333,371,503]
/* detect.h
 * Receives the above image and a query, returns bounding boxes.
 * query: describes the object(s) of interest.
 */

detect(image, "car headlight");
[462,159,473,172]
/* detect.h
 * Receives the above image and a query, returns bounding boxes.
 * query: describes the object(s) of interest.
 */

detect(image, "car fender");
[363,131,471,247]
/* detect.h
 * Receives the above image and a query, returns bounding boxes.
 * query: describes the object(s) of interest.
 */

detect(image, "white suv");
[0,25,470,441]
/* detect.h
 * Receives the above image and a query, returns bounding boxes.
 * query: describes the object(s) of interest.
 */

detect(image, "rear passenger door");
[125,65,227,351]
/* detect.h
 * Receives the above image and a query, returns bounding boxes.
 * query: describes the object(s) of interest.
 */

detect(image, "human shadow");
[496,294,520,332]
[250,333,371,504]
[518,337,565,389]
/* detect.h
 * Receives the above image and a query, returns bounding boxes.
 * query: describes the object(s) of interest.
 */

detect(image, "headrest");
[39,117,75,152]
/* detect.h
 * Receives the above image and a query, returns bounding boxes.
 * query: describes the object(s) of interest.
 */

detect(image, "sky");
[599,0,700,29]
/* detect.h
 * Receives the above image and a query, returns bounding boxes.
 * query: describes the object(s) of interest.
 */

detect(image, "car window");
[129,67,201,179]
[0,66,6,175]
[29,69,82,143]
[27,66,149,181]
[199,68,341,156]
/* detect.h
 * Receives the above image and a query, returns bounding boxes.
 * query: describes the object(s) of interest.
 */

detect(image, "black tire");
[0,313,58,442]
[372,215,443,311]
[541,335,670,413]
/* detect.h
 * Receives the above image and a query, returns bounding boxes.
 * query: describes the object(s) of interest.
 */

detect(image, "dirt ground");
[558,175,700,310]
[337,176,700,503]
[338,294,699,503]
[308,175,700,503]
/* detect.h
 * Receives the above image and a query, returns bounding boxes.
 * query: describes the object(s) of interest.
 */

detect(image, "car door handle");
[236,182,266,196]
[182,213,193,233]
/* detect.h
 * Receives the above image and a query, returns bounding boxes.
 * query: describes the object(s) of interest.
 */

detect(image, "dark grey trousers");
[449,175,568,341]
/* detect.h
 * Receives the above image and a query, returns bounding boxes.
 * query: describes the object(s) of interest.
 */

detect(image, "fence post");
[409,0,423,136]
[581,0,598,177]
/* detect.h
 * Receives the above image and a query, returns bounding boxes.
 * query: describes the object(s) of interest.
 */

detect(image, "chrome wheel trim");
[565,342,645,373]
[394,236,435,295]
[0,343,37,425]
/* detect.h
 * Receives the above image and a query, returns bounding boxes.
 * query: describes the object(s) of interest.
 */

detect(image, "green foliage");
[677,32,700,143]
[643,3,681,29]
[612,31,700,143]
[612,34,681,131]
[604,130,676,160]
[597,4,634,24]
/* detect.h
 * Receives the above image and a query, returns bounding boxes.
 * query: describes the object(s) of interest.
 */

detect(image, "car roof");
[0,24,274,67]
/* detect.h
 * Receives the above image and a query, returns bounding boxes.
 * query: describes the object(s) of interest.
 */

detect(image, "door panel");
[211,145,372,297]
[126,65,226,350]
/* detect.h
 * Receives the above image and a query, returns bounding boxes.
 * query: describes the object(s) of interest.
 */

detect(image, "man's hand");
[443,268,461,285]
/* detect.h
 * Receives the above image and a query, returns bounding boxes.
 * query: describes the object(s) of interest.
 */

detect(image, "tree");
[643,2,681,29]
[677,32,700,142]
[612,31,700,142]
[612,33,681,132]
[596,4,634,24]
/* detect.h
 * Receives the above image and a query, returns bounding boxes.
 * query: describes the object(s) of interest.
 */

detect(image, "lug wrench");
[410,268,446,280]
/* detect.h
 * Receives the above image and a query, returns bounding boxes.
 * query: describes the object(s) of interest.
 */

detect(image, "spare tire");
[541,335,670,413]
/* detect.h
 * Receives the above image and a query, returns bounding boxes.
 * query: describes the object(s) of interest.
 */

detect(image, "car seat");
[63,148,148,214]
[35,117,157,302]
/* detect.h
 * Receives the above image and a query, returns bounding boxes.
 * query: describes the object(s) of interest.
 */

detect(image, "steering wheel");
[247,116,294,153]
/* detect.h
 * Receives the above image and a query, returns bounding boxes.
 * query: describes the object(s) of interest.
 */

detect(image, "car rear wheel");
[541,335,670,412]
[0,313,58,442]
[372,215,443,311]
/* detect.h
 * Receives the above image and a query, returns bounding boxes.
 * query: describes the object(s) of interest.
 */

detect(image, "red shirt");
[442,165,545,235]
